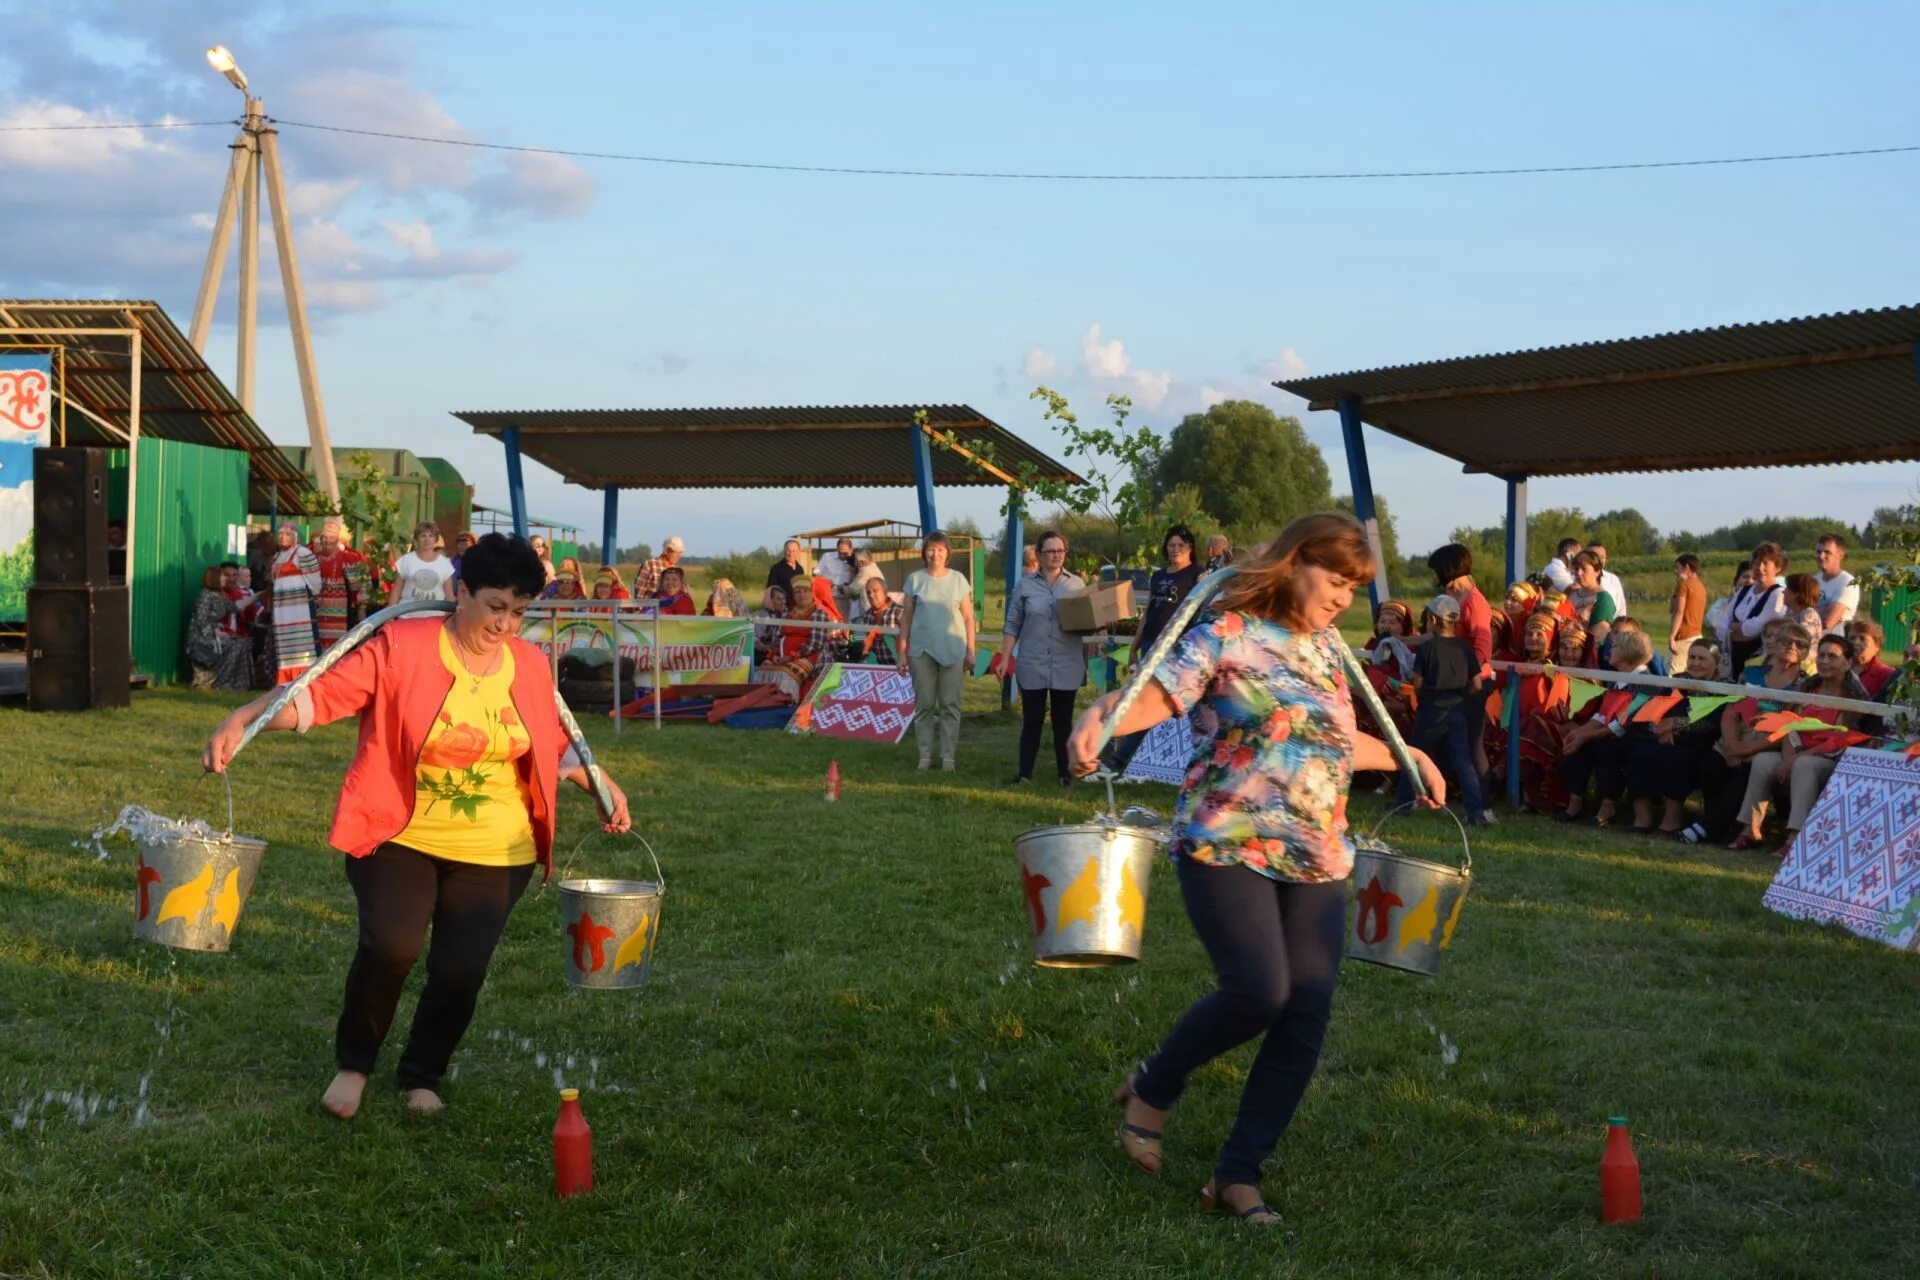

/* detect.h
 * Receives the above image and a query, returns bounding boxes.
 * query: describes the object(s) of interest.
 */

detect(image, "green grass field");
[3,689,1917,1279]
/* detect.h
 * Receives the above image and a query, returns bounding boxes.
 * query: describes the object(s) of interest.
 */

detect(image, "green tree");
[1587,507,1661,557]
[311,451,408,594]
[1151,400,1332,534]
[1333,492,1400,568]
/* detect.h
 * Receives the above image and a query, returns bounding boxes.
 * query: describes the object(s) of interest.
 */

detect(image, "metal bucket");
[557,878,663,989]
[1346,807,1472,977]
[132,830,268,953]
[1015,822,1161,967]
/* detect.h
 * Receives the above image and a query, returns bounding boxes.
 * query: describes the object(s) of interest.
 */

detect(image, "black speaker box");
[27,584,131,711]
[33,447,112,585]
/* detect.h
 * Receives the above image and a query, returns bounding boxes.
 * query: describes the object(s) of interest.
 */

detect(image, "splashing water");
[1418,1015,1461,1068]
[77,805,229,863]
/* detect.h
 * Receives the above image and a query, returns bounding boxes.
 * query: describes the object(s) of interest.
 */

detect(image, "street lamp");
[187,43,341,505]
[204,45,248,93]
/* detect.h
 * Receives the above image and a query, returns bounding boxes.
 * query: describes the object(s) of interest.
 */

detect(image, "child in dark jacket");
[1400,594,1490,823]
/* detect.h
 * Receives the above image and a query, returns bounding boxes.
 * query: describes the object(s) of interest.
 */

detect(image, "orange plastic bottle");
[554,1087,594,1200]
[825,759,841,803]
[1600,1116,1641,1224]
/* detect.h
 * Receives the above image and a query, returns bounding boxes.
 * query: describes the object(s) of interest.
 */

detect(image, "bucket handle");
[1364,801,1472,876]
[550,827,666,896]
[187,769,237,839]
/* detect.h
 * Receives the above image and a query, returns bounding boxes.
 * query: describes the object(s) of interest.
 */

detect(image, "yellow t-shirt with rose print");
[394,628,537,866]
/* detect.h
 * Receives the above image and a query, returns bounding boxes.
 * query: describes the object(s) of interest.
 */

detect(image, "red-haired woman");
[1067,513,1445,1227]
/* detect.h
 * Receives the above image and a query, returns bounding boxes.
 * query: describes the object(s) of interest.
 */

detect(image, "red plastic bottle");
[1600,1116,1641,1224]
[553,1087,594,1200]
[825,759,841,803]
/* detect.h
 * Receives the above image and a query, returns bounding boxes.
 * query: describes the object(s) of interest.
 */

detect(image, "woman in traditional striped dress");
[269,522,324,685]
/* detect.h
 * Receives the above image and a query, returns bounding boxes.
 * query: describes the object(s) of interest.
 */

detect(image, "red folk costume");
[1358,601,1417,742]
[289,618,577,875]
[314,545,372,653]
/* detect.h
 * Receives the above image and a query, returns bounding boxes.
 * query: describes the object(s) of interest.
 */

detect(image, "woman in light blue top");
[896,531,976,770]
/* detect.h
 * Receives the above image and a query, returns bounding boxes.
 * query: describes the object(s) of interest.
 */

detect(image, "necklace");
[446,624,503,693]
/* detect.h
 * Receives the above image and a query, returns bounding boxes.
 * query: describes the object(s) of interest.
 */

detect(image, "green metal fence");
[109,438,250,686]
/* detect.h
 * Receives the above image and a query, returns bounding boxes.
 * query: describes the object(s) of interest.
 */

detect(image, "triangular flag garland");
[1686,694,1740,723]
[1566,679,1605,713]
[1633,690,1684,724]
[1752,709,1833,742]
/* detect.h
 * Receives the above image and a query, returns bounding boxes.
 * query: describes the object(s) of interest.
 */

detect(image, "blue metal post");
[1002,490,1023,709]
[1504,474,1529,810]
[1337,396,1388,612]
[602,486,620,571]
[910,421,938,532]
[501,424,529,539]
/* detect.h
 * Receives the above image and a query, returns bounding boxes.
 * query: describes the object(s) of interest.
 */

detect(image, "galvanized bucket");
[555,834,666,990]
[133,830,268,953]
[1346,806,1472,977]
[1015,821,1161,967]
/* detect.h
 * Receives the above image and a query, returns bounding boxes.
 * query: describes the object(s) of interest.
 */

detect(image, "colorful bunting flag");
[1633,690,1685,724]
[1685,693,1739,723]
[973,648,995,678]
[1567,679,1604,713]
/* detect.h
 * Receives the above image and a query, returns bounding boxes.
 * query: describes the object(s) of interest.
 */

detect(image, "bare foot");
[405,1088,444,1114]
[321,1070,368,1119]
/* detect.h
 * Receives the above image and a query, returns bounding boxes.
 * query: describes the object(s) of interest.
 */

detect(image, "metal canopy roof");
[453,404,1084,490]
[0,299,313,510]
[1274,304,1920,478]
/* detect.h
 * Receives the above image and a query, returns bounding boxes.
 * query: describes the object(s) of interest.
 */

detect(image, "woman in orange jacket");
[205,534,631,1121]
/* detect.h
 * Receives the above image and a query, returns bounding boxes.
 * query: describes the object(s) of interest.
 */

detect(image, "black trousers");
[1018,687,1078,781]
[337,843,534,1091]
[1134,860,1346,1188]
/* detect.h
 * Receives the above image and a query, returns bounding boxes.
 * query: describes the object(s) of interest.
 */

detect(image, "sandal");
[1728,829,1763,851]
[1111,1072,1164,1177]
[1201,1179,1281,1227]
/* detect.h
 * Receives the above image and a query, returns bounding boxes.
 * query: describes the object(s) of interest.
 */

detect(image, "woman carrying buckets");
[1067,513,1445,1226]
[203,534,633,1120]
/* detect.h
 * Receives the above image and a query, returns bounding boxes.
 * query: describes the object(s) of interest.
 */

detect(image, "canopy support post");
[501,425,528,538]
[1504,474,1529,810]
[1337,396,1388,612]
[1002,490,1022,709]
[910,422,938,531]
[602,486,619,573]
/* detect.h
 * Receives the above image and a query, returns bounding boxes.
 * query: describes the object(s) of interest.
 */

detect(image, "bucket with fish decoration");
[556,834,665,990]
[1013,567,1238,968]
[1335,645,1473,977]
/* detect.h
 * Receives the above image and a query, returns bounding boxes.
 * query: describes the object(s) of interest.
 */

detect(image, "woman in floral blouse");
[1067,513,1444,1227]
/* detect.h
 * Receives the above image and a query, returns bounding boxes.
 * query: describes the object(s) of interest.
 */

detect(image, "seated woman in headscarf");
[1515,609,1572,814]
[751,585,788,664]
[652,567,696,616]
[1498,580,1541,661]
[590,566,630,603]
[703,578,748,619]
[1625,638,1723,836]
[1359,599,1417,741]
[759,580,835,701]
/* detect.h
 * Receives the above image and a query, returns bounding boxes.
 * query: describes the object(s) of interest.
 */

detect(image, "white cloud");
[0,476,33,552]
[1078,323,1176,410]
[287,179,360,219]
[1251,347,1311,381]
[0,101,177,172]
[472,152,596,220]
[384,220,439,260]
[1200,385,1230,408]
[1023,347,1057,380]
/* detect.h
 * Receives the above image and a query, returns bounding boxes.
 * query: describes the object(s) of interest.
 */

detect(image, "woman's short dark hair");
[1162,524,1197,562]
[921,530,951,557]
[1428,542,1473,585]
[459,533,546,599]
[1035,529,1068,553]
[1675,553,1701,572]
[1818,632,1857,661]
[1784,573,1821,610]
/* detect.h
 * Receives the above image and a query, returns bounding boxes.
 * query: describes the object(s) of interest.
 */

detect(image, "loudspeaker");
[27,584,131,711]
[33,447,112,585]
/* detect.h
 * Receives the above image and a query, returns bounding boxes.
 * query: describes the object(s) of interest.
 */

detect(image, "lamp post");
[189,44,340,506]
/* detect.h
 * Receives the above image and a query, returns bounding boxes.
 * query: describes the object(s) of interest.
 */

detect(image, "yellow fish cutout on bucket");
[155,863,216,929]
[1396,884,1440,953]
[1055,856,1102,933]
[1116,860,1146,936]
[1439,889,1466,951]
[209,865,243,939]
[611,912,657,974]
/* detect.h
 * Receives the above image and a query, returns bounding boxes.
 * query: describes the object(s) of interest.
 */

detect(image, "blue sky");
[2,1,1916,556]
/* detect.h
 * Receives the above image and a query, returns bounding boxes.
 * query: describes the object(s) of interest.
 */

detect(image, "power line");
[269,118,1918,182]
[3,112,1916,180]
[0,118,235,132]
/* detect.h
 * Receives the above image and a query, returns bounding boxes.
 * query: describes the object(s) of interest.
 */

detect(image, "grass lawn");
[3,688,1917,1279]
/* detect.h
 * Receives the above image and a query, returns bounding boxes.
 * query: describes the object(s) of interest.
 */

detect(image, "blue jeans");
[1400,701,1486,813]
[1133,860,1348,1188]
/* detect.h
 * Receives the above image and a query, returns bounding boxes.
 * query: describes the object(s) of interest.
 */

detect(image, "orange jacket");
[295,618,572,872]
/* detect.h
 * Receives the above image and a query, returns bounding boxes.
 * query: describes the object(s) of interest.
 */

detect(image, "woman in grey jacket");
[1003,530,1088,786]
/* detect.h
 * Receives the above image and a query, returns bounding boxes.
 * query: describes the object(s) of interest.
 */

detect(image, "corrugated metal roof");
[0,299,315,510]
[1274,304,1920,477]
[453,405,1084,489]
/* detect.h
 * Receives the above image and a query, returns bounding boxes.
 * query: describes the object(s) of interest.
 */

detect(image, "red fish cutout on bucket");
[567,911,616,973]
[1354,874,1402,946]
